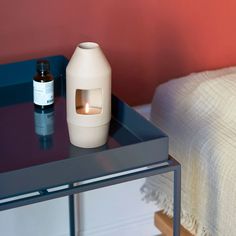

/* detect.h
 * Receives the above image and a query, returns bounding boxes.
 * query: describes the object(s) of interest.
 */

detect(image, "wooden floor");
[154,211,193,236]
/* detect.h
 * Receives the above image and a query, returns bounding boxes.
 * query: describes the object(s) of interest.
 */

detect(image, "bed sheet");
[139,66,236,236]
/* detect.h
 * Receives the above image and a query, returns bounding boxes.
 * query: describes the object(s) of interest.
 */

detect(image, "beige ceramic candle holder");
[66,42,111,148]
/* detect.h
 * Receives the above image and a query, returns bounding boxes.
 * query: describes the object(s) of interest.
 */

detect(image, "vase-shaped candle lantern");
[66,42,111,148]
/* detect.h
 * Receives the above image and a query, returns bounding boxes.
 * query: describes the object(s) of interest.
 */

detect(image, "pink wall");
[1,0,236,105]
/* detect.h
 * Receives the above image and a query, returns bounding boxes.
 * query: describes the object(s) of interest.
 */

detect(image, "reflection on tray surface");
[0,84,140,173]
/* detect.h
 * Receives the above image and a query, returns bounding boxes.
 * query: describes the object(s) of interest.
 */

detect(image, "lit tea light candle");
[77,102,101,115]
[85,102,89,113]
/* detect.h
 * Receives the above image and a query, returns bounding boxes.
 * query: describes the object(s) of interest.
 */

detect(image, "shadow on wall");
[153,20,189,84]
[100,1,189,105]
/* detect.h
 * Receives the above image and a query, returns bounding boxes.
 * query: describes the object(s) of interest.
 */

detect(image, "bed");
[135,66,236,236]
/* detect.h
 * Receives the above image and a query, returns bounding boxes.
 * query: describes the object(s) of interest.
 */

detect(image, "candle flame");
[85,103,89,113]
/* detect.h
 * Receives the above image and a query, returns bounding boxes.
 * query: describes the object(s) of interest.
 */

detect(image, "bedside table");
[0,56,181,236]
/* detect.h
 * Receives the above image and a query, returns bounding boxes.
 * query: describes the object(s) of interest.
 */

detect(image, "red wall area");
[1,0,236,105]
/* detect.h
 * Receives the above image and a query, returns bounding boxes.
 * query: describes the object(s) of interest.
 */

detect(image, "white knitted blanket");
[141,67,236,235]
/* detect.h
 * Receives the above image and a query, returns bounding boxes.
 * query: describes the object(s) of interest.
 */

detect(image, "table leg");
[173,165,181,236]
[69,194,76,236]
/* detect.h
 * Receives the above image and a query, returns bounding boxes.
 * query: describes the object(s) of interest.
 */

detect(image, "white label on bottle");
[33,80,54,106]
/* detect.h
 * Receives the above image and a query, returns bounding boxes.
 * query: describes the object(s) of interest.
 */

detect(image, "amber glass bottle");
[33,60,54,109]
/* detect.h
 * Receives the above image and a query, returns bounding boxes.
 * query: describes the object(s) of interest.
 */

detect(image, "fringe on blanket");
[141,185,211,236]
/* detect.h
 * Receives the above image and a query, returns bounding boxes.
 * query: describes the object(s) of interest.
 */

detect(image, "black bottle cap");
[36,60,50,73]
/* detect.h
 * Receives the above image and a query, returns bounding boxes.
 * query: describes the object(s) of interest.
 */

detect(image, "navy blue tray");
[0,56,169,210]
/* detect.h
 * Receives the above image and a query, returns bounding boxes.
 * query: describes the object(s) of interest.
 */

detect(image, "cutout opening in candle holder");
[75,89,102,115]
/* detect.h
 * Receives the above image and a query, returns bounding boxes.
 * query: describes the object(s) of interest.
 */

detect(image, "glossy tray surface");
[0,56,168,200]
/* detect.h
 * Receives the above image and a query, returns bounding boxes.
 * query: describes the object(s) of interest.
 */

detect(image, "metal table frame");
[67,157,181,236]
[0,55,181,236]
[0,156,181,236]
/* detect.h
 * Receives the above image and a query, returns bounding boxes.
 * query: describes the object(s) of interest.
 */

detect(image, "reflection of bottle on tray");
[33,60,54,109]
[34,107,54,150]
